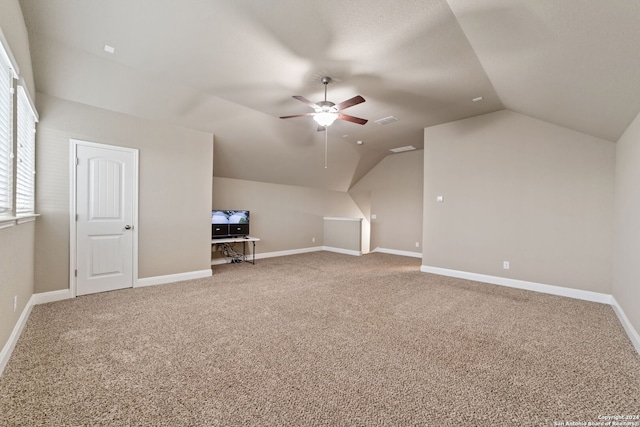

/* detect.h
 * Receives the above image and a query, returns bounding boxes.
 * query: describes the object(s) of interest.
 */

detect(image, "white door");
[75,143,137,296]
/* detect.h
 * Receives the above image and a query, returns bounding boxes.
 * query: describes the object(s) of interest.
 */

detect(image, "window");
[0,47,12,216]
[16,84,37,215]
[0,34,37,222]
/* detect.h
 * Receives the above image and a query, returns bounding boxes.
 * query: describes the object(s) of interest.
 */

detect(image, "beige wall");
[422,110,615,293]
[35,94,213,292]
[212,177,364,256]
[0,222,35,354]
[0,1,35,360]
[612,110,640,336]
[349,150,423,254]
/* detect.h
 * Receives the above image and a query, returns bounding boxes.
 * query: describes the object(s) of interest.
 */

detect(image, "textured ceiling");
[19,0,640,191]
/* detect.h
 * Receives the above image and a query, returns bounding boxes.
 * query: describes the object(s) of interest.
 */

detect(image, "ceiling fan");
[280,77,368,130]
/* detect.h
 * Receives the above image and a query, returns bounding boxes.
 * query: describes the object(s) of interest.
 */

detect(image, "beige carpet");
[1,252,639,426]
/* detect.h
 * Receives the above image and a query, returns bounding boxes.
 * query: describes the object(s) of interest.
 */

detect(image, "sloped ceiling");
[19,0,640,191]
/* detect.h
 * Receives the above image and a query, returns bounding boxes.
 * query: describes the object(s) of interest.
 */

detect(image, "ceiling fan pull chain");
[324,128,328,169]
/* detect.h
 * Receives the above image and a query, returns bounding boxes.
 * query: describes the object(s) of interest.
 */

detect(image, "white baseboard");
[421,264,640,355]
[0,296,34,376]
[420,265,611,304]
[212,246,364,264]
[135,269,212,288]
[323,246,361,256]
[256,246,366,258]
[373,247,422,258]
[610,297,640,355]
[212,246,325,265]
[213,246,424,263]
[31,289,72,305]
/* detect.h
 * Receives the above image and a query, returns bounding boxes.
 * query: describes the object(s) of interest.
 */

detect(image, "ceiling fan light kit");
[313,111,338,127]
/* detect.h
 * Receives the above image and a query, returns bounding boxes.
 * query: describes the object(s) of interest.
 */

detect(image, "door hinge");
[76,214,78,221]
[76,157,79,165]
[74,269,77,277]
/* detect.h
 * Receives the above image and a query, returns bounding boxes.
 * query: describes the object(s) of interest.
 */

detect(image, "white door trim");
[69,139,139,298]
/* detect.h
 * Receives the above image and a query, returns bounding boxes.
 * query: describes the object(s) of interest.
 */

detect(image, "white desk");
[211,236,260,264]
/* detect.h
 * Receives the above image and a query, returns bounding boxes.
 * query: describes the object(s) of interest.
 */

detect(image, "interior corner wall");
[422,110,615,293]
[212,177,364,255]
[0,0,36,362]
[34,94,214,293]
[349,150,423,254]
[612,110,640,336]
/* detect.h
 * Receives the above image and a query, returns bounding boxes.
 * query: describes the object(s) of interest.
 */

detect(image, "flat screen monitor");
[212,210,250,238]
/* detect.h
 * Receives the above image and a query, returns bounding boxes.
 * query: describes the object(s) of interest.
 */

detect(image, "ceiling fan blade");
[338,113,368,125]
[280,113,315,119]
[336,95,365,111]
[293,96,320,109]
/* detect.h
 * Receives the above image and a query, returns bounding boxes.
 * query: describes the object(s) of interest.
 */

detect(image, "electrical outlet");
[13,295,17,312]
[371,214,377,219]
[415,242,420,248]
[503,261,510,270]
[312,237,316,243]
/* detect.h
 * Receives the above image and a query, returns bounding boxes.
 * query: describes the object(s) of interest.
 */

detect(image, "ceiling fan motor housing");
[316,100,337,113]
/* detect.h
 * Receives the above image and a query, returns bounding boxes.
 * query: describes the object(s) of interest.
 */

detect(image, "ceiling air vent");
[374,116,399,125]
[389,145,416,153]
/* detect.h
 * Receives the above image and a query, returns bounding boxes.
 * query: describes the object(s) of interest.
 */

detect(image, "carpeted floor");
[1,252,639,426]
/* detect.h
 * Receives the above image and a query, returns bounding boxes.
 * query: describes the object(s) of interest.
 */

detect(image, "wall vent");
[374,116,399,125]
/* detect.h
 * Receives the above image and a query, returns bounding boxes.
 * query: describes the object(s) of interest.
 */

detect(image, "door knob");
[124,225,132,230]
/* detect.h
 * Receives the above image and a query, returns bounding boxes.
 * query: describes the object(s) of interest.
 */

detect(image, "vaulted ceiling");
[19,0,640,191]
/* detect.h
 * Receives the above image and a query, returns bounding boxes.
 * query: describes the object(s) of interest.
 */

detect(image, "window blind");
[16,85,36,214]
[0,54,12,216]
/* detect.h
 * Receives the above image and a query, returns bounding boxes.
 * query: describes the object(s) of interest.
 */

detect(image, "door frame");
[69,139,139,298]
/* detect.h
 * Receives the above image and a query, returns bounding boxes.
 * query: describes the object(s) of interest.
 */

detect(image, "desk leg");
[241,240,256,265]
